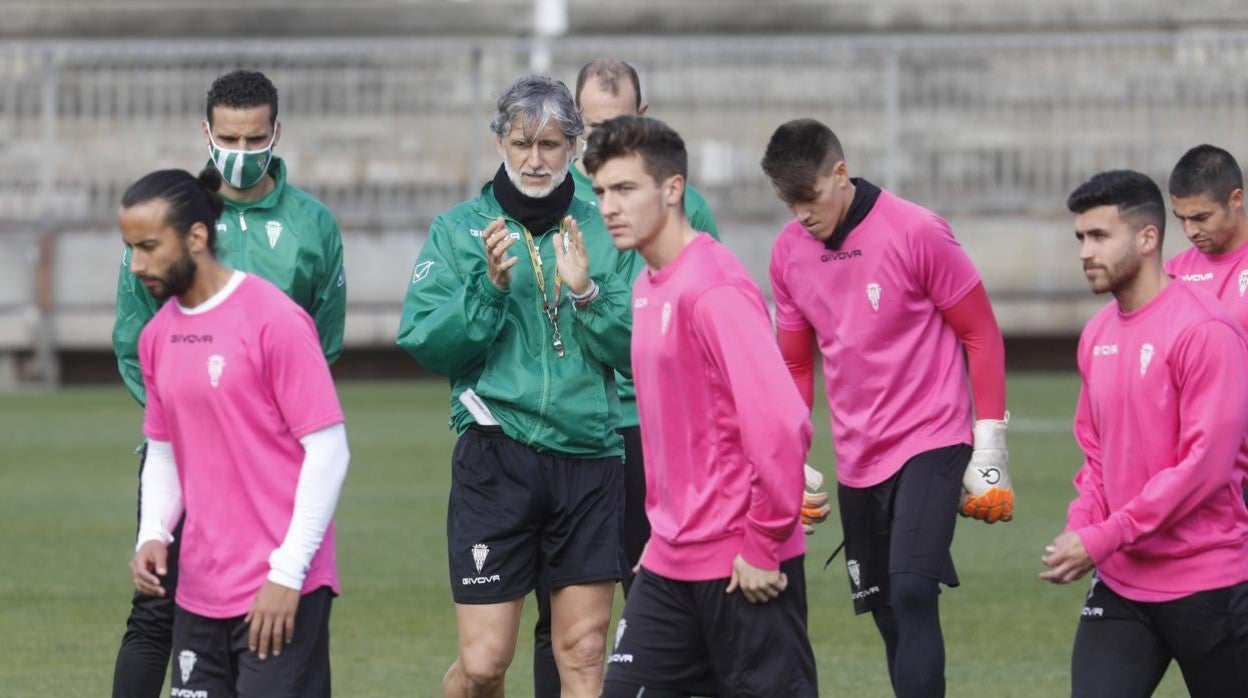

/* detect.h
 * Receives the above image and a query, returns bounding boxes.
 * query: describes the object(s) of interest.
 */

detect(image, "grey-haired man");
[396,74,633,697]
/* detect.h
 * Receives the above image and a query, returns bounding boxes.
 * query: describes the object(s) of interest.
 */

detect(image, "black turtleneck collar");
[825,178,881,251]
[492,164,575,235]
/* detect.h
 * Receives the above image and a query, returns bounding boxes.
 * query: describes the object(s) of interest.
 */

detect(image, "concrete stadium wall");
[2,30,1244,384]
[4,1,1248,38]
[0,214,1106,354]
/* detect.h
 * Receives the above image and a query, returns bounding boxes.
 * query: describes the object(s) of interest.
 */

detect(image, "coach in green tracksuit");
[110,70,345,698]
[395,174,631,450]
[397,74,631,697]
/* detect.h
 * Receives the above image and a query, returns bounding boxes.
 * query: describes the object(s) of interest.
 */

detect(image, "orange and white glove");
[801,464,831,534]
[960,416,1013,523]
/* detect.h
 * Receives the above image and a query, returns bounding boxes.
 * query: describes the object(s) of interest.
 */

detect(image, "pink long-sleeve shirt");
[1071,281,1248,602]
[1165,241,1248,331]
[770,189,979,487]
[633,233,811,580]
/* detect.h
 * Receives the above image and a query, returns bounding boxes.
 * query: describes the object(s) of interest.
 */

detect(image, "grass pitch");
[0,374,1189,695]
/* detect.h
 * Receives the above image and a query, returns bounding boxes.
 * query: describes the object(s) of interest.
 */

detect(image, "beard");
[503,157,570,198]
[1087,254,1142,296]
[142,248,197,300]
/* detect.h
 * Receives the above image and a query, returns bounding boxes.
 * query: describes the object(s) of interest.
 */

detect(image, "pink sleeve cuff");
[1075,521,1120,565]
[739,526,783,571]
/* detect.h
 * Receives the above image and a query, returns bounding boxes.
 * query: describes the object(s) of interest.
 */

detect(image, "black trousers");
[113,445,183,698]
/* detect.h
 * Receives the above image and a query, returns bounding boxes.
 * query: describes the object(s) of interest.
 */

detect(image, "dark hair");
[1067,169,1166,244]
[582,115,687,192]
[575,59,642,109]
[121,168,225,254]
[760,118,845,203]
[1169,144,1244,203]
[206,70,279,126]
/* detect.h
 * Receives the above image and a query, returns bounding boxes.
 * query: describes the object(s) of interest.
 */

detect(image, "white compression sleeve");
[136,440,183,551]
[268,423,350,590]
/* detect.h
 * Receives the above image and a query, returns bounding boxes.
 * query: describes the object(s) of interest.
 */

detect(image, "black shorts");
[837,443,968,614]
[1071,576,1248,697]
[170,587,333,698]
[602,557,818,698]
[448,425,624,604]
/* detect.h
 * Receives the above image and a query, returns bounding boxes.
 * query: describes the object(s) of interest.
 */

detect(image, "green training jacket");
[113,157,346,406]
[396,181,632,458]
[570,162,721,428]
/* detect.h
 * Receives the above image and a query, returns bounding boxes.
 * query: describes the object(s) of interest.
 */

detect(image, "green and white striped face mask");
[207,131,276,189]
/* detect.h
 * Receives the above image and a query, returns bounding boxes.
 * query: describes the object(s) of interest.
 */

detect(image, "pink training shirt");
[1165,241,1248,332]
[633,234,811,580]
[140,273,345,618]
[1071,281,1248,602]
[770,189,979,487]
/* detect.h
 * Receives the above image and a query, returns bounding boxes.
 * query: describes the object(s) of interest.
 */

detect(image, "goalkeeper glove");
[802,464,831,534]
[960,416,1013,523]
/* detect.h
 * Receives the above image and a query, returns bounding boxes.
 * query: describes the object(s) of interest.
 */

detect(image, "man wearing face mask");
[110,69,346,698]
[397,74,632,698]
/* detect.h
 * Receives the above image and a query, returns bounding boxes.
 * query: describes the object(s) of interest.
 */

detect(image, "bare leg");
[443,599,525,698]
[550,581,615,698]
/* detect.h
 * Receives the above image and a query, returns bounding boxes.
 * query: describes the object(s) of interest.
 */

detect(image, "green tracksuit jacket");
[396,182,632,458]
[570,163,720,427]
[113,157,346,405]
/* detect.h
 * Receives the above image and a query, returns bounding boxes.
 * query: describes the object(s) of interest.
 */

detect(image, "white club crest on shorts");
[178,649,197,684]
[1139,343,1154,377]
[866,283,881,312]
[1238,269,1248,297]
[661,302,672,335]
[846,559,862,589]
[265,220,283,249]
[472,543,489,574]
[614,618,627,650]
[207,355,226,388]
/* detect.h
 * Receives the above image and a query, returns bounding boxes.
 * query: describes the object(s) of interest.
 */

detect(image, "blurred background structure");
[3,0,1248,388]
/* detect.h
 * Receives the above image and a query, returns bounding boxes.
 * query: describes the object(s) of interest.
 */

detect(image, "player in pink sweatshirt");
[1043,169,1248,696]
[585,116,816,696]
[761,118,1009,698]
[122,169,349,697]
[1165,144,1248,509]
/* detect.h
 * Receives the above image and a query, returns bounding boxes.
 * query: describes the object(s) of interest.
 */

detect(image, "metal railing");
[1,32,1247,231]
[2,32,1248,385]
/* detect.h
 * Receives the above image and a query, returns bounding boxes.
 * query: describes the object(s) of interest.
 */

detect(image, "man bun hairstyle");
[121,168,225,254]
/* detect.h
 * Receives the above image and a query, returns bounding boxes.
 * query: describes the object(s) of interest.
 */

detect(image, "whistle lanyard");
[521,225,565,358]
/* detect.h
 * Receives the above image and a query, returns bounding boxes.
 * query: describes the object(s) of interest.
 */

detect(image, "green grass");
[0,375,1189,696]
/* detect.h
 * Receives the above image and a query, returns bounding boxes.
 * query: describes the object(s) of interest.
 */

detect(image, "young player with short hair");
[588,114,818,698]
[1043,169,1248,697]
